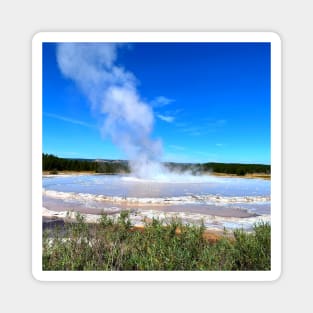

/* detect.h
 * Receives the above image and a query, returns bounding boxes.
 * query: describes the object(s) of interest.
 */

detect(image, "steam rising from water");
[57,43,165,178]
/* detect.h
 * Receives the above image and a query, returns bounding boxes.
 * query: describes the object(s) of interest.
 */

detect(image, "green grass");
[42,212,271,271]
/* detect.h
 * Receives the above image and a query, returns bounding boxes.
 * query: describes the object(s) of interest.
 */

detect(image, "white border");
[32,32,281,281]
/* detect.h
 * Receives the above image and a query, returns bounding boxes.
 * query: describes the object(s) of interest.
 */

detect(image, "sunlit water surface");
[43,174,271,230]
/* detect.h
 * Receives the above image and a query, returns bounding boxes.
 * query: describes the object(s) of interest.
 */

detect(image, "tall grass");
[43,212,271,271]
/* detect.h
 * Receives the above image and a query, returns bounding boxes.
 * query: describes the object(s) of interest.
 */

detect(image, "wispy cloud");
[162,152,192,163]
[56,151,79,157]
[180,126,204,136]
[157,114,175,123]
[44,112,96,129]
[202,118,227,127]
[151,96,175,107]
[168,144,185,151]
[177,119,227,136]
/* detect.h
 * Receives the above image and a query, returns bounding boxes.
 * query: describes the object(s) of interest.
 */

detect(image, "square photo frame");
[32,32,281,281]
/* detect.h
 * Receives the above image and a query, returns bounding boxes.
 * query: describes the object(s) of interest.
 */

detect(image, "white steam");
[57,43,166,178]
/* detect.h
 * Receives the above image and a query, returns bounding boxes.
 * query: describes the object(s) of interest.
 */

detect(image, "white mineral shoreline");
[42,207,270,231]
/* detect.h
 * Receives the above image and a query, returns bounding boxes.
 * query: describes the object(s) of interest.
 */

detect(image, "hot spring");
[43,173,270,231]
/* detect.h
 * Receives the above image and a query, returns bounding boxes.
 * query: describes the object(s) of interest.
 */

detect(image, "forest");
[42,153,129,174]
[42,153,270,176]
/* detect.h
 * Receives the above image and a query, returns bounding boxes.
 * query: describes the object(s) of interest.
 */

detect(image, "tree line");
[42,154,270,175]
[165,162,270,176]
[42,154,130,174]
[200,162,270,176]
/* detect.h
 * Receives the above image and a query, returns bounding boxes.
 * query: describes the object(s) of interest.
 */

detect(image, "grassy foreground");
[43,212,271,271]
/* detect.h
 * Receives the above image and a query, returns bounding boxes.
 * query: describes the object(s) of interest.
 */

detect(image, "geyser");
[57,43,166,178]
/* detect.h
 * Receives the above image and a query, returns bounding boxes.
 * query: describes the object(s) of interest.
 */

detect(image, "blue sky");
[43,42,270,164]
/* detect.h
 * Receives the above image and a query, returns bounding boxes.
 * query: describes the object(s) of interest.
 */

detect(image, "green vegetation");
[42,153,130,173]
[201,162,270,176]
[43,213,271,271]
[43,153,96,172]
[42,154,270,176]
[165,162,270,176]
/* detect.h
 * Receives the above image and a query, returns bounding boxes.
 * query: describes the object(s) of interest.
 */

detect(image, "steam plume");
[57,43,164,178]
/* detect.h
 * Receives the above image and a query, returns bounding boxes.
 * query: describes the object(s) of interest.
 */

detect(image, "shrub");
[42,215,271,271]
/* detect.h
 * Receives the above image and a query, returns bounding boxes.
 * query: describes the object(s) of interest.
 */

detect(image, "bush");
[233,222,271,270]
[42,215,271,271]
